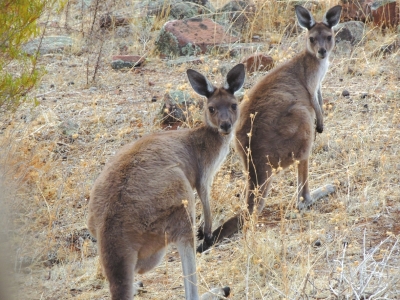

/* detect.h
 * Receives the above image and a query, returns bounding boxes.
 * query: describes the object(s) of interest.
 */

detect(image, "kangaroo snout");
[318,48,327,58]
[219,122,232,134]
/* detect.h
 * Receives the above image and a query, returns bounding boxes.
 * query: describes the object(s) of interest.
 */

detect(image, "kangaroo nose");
[220,122,232,132]
[318,48,326,55]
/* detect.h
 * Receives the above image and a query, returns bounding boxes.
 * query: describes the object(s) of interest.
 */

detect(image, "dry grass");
[0,0,399,299]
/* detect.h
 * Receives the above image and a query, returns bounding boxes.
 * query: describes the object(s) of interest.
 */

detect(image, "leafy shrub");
[0,0,57,111]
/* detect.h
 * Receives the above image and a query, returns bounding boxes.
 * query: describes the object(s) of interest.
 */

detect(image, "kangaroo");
[197,5,342,252]
[87,64,245,300]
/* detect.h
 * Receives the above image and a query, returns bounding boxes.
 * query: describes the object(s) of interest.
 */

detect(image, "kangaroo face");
[205,89,239,135]
[186,63,245,136]
[307,24,335,59]
[295,5,342,60]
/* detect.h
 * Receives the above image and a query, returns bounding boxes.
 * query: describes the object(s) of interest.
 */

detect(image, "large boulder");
[155,18,239,57]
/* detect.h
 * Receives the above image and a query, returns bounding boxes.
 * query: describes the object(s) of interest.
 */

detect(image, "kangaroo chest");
[202,137,231,184]
[306,58,329,95]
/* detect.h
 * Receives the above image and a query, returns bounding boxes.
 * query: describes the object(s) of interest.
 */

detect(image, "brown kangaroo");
[197,5,342,253]
[87,64,245,300]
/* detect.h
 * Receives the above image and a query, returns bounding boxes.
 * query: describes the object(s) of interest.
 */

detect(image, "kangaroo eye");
[208,107,215,114]
[327,36,332,41]
[309,37,315,43]
[231,104,237,111]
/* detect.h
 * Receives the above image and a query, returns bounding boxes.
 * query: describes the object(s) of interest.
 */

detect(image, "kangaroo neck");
[192,125,232,152]
[299,50,330,94]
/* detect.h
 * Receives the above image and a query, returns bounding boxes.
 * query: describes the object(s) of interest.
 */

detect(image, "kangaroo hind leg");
[100,238,137,300]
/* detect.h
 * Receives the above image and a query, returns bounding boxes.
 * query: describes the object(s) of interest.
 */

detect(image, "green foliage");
[0,0,56,111]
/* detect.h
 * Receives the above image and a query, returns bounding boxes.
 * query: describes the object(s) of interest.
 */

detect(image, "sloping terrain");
[0,0,399,299]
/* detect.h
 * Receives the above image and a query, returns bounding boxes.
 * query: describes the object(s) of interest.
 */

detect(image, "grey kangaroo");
[87,64,245,299]
[197,5,342,253]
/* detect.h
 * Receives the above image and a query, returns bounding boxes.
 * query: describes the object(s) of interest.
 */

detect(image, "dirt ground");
[0,0,399,299]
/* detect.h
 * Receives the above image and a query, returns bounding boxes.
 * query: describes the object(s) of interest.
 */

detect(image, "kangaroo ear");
[224,63,245,95]
[323,5,342,28]
[295,5,315,30]
[187,69,215,98]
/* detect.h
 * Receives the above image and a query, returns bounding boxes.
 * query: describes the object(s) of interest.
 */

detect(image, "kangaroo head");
[186,64,245,135]
[295,5,342,59]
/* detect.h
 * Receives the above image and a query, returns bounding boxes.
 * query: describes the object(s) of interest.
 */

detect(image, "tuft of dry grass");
[0,0,399,299]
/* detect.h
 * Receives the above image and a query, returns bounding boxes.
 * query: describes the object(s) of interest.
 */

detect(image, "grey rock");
[335,21,366,46]
[138,0,214,19]
[216,0,256,31]
[170,2,198,19]
[22,36,73,55]
[111,60,136,70]
[161,90,199,124]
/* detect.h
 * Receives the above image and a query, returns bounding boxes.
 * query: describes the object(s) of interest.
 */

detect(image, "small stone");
[112,55,145,67]
[111,60,135,70]
[360,93,368,98]
[151,96,157,102]
[342,90,350,97]
[111,55,145,70]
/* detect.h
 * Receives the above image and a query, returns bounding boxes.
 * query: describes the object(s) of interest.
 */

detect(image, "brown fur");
[197,5,342,252]
[87,64,245,300]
